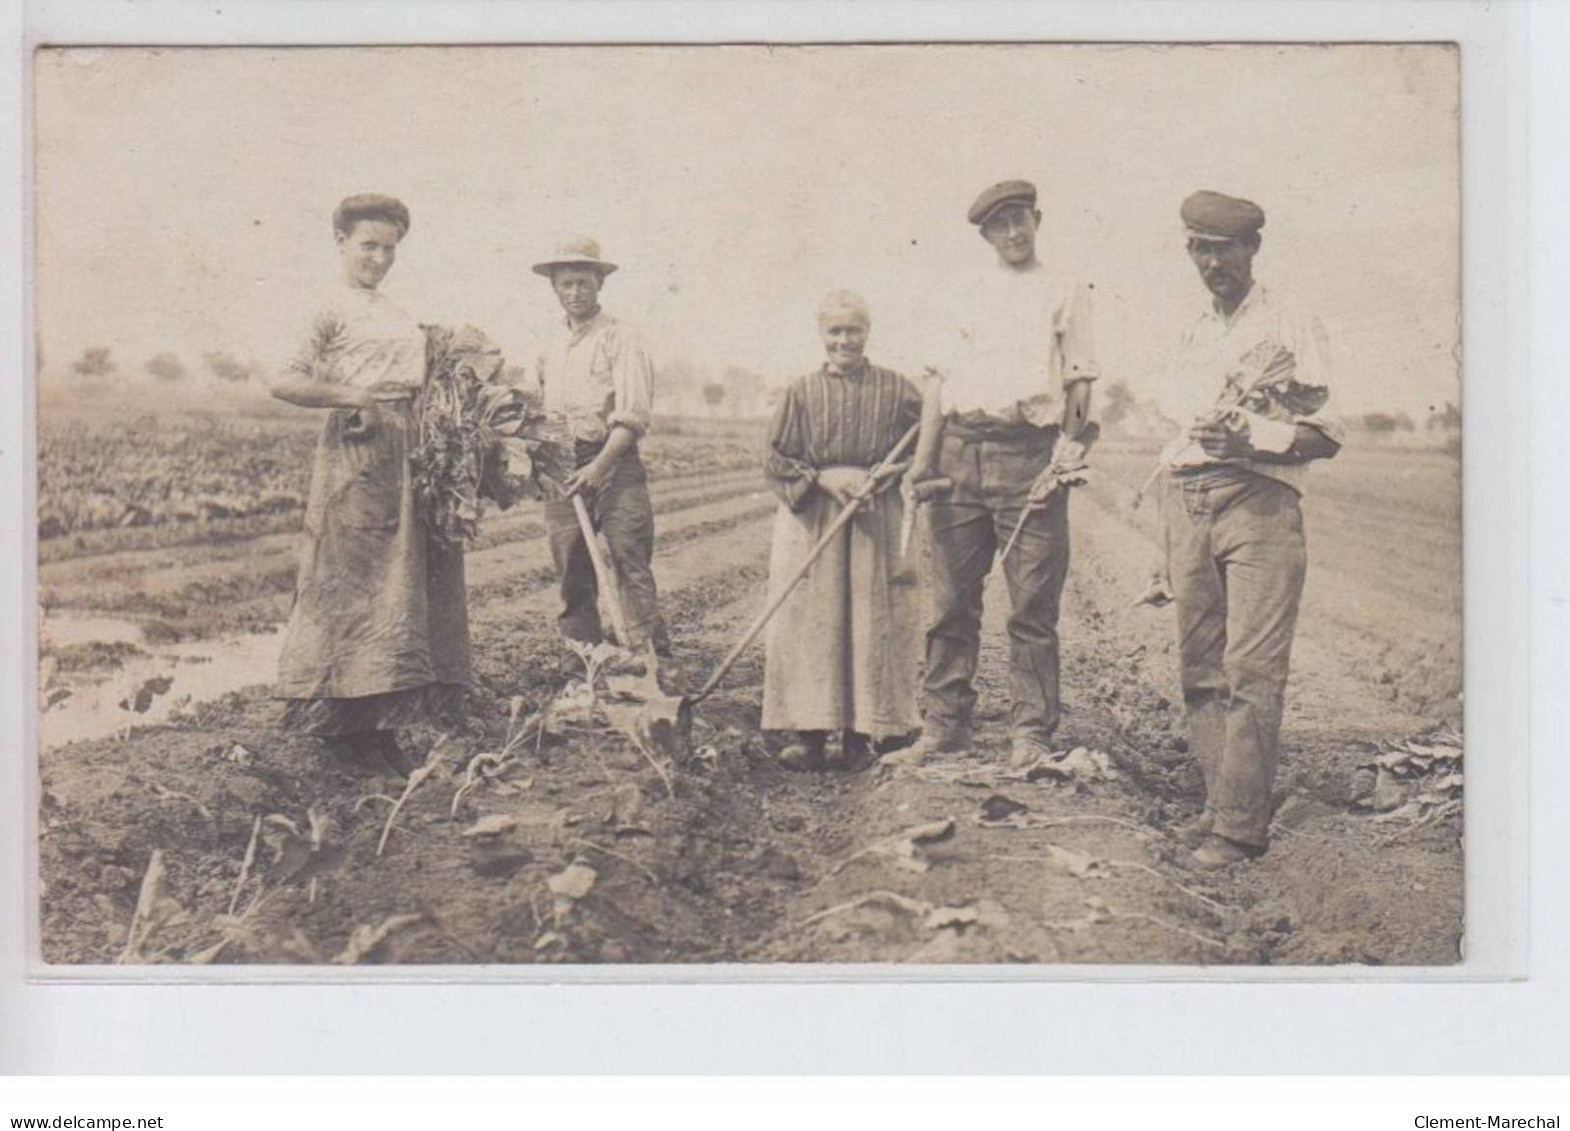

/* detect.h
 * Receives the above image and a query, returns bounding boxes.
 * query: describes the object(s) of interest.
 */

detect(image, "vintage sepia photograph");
[31,42,1462,969]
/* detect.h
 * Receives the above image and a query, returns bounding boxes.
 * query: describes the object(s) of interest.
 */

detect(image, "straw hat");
[531,235,619,277]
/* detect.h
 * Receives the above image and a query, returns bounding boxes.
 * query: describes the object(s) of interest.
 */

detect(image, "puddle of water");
[39,611,283,749]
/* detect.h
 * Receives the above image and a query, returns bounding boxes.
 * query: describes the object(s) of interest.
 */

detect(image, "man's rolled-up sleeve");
[1286,310,1344,448]
[606,327,656,438]
[1060,283,1101,383]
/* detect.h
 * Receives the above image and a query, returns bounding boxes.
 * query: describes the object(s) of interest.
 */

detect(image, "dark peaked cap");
[1181,190,1266,240]
[968,180,1038,226]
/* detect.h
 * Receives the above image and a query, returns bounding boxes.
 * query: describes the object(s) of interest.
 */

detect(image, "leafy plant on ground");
[371,737,450,856]
[116,850,191,964]
[451,697,540,816]
[1353,725,1464,818]
[261,807,343,899]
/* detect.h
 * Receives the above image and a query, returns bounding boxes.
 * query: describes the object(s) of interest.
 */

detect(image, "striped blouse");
[763,361,923,511]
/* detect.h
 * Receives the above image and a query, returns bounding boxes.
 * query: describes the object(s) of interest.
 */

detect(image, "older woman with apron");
[761,290,923,771]
[269,194,470,776]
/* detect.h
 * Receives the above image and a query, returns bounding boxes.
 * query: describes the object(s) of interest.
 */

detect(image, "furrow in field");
[39,469,768,618]
[1070,479,1441,736]
[1084,453,1461,650]
[39,482,778,653]
[461,487,775,596]
[38,464,766,596]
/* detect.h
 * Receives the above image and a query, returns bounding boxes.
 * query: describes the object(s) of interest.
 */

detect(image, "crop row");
[38,410,766,544]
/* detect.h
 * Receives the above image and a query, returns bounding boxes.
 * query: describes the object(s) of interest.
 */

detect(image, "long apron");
[275,401,470,735]
[760,486,918,740]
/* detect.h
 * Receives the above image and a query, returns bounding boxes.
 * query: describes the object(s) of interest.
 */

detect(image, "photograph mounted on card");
[31,43,1461,971]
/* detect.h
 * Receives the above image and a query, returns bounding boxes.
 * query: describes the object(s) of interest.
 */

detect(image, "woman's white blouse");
[282,283,425,391]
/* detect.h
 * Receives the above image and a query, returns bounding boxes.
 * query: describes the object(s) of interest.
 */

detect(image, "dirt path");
[36,444,1463,967]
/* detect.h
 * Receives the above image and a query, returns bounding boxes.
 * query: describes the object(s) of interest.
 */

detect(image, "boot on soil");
[777,731,827,773]
[1173,811,1215,849]
[884,726,971,768]
[1190,832,1267,871]
[1008,735,1054,770]
[835,730,909,772]
[371,731,417,779]
[322,733,389,779]
[828,731,865,772]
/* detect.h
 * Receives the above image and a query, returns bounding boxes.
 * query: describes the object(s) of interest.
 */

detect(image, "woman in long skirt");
[269,194,469,776]
[761,290,923,771]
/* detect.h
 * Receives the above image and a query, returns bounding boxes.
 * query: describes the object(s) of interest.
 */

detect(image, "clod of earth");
[835,817,957,875]
[332,912,427,964]
[926,905,979,930]
[547,860,598,901]
[118,675,175,715]
[606,782,644,827]
[1045,843,1105,879]
[800,891,1005,942]
[980,794,1029,822]
[546,859,598,927]
[462,813,520,838]
[470,846,533,880]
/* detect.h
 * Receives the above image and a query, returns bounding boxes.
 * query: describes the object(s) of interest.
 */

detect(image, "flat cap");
[1181,190,1265,241]
[968,179,1038,226]
[532,235,619,277]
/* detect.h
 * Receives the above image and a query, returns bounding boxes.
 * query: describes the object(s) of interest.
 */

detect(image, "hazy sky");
[35,44,1459,415]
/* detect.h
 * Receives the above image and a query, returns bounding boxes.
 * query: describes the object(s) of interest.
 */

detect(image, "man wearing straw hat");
[1150,190,1342,869]
[532,235,670,656]
[907,179,1099,770]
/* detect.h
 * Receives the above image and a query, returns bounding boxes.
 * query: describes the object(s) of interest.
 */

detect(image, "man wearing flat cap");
[531,235,669,655]
[1148,190,1343,869]
[907,179,1099,768]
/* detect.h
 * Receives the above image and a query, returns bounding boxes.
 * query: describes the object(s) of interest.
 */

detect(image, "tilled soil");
[36,440,1463,968]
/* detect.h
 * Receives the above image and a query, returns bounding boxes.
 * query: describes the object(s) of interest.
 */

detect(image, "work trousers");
[922,425,1070,748]
[543,445,669,652]
[1163,468,1307,847]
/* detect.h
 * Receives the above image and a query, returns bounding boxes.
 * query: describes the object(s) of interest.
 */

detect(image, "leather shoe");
[1190,833,1266,870]
[372,732,416,779]
[1009,736,1053,769]
[1173,812,1214,849]
[778,733,826,772]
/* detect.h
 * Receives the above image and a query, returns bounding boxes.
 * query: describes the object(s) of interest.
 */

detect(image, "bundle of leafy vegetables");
[413,325,576,549]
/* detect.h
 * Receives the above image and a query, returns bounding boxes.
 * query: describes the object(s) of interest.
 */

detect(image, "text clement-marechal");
[1415,1118,1562,1128]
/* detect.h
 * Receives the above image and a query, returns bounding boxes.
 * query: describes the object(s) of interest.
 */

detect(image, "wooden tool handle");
[691,422,921,704]
[911,475,954,502]
[571,493,635,649]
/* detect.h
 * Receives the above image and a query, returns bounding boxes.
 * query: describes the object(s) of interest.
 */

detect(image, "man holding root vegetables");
[1148,190,1343,870]
[531,236,671,657]
[906,179,1099,769]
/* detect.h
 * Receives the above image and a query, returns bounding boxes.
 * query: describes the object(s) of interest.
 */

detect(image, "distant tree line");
[1358,403,1460,434]
[65,346,258,384]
